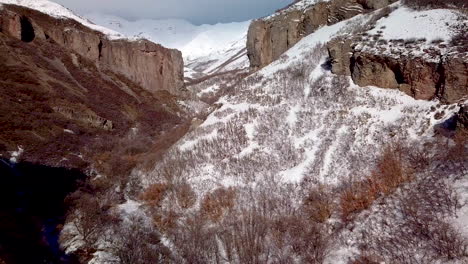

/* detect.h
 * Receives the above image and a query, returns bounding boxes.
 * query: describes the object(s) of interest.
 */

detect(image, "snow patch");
[9,146,23,163]
[118,199,141,215]
[368,7,458,42]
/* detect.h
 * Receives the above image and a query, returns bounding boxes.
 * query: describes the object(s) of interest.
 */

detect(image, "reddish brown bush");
[340,145,411,222]
[152,210,179,232]
[176,183,197,209]
[201,188,236,221]
[351,253,382,264]
[302,184,334,223]
[140,183,169,207]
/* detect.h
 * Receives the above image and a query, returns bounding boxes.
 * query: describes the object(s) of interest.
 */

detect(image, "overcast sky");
[52,0,293,25]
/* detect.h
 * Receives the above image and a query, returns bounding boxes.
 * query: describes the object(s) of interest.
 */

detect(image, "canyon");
[0,0,467,263]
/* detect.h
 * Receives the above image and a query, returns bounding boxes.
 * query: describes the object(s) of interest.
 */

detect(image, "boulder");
[327,37,353,75]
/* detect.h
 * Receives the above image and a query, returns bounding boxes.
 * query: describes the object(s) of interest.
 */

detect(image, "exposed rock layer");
[328,38,468,103]
[0,5,184,95]
[247,0,397,70]
[0,6,184,169]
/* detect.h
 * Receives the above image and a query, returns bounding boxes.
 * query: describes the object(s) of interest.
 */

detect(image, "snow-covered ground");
[368,7,459,42]
[358,5,467,62]
[10,0,465,262]
[136,5,467,263]
[151,9,460,193]
[264,0,332,19]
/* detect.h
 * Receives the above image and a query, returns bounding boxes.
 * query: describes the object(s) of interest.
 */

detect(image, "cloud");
[52,0,293,24]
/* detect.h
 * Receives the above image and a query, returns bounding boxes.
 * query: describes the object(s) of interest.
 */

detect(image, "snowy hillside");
[150,4,462,194]
[85,13,250,77]
[70,3,468,263]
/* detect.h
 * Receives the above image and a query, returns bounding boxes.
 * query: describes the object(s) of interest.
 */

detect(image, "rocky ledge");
[327,34,467,104]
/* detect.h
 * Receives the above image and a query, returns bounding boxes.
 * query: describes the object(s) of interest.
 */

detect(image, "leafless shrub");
[201,187,237,221]
[351,253,382,264]
[404,38,417,44]
[152,209,179,233]
[340,144,412,222]
[140,183,169,207]
[63,192,106,245]
[226,208,270,264]
[451,21,468,52]
[108,216,172,264]
[175,182,197,209]
[429,38,443,45]
[302,184,334,223]
[359,138,468,263]
[172,213,219,263]
[356,6,397,34]
[60,190,118,261]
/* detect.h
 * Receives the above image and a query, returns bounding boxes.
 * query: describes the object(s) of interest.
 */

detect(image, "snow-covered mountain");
[1,0,467,263]
[85,14,250,78]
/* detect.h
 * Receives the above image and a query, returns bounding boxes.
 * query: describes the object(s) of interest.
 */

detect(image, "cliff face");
[0,5,185,95]
[0,4,186,169]
[247,0,397,70]
[327,36,468,104]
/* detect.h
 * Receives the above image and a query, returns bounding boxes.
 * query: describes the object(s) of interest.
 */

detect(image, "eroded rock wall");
[0,5,185,95]
[247,0,397,70]
[327,38,468,103]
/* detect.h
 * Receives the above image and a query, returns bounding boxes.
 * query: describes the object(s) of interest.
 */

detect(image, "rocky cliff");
[0,4,187,170]
[327,19,467,104]
[247,0,397,70]
[0,4,185,95]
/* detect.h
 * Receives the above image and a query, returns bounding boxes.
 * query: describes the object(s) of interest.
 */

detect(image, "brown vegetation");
[201,188,237,221]
[302,184,334,223]
[402,0,468,9]
[140,183,169,207]
[340,144,411,222]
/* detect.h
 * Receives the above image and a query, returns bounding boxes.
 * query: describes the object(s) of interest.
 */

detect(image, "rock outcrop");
[327,38,468,104]
[457,103,468,130]
[0,4,184,95]
[247,0,397,70]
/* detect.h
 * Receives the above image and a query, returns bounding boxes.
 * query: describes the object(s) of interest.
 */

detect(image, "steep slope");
[72,3,468,264]
[85,13,250,79]
[0,3,188,170]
